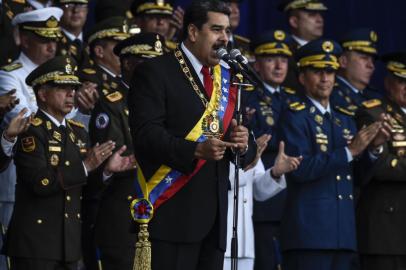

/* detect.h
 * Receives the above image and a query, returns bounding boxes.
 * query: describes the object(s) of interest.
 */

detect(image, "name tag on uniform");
[49,146,61,152]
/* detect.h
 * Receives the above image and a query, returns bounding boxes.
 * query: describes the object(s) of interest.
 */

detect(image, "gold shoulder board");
[289,102,306,111]
[31,117,43,126]
[283,87,296,95]
[106,91,123,102]
[335,106,355,116]
[362,99,381,109]
[82,68,96,75]
[165,40,178,50]
[1,62,22,72]
[67,119,85,128]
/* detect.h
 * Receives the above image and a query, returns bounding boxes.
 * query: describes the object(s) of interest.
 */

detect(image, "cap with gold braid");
[340,28,379,56]
[278,0,328,12]
[382,51,406,79]
[252,29,293,57]
[113,32,165,58]
[11,7,63,39]
[130,0,174,17]
[26,56,81,89]
[86,16,131,45]
[296,39,342,70]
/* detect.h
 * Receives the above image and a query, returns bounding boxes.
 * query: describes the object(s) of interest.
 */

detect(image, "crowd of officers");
[0,0,405,269]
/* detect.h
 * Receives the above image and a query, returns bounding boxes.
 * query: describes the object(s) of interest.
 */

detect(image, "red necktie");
[201,66,213,98]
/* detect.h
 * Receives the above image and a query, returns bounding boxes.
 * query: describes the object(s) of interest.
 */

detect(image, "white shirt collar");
[263,82,280,94]
[27,0,52,9]
[41,109,66,127]
[62,28,83,42]
[18,52,38,72]
[307,96,331,115]
[181,42,204,84]
[98,64,117,78]
[336,75,361,94]
[292,35,308,47]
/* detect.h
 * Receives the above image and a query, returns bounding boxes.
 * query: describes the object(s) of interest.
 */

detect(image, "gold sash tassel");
[133,224,152,270]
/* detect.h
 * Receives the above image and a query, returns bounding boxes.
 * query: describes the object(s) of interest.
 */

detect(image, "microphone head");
[230,49,248,64]
[216,48,229,60]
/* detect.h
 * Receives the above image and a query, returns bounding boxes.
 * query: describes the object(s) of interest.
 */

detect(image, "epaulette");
[244,85,255,91]
[0,62,22,72]
[68,119,85,128]
[165,40,178,51]
[283,87,296,95]
[31,117,43,127]
[82,68,96,75]
[234,34,251,44]
[289,102,306,111]
[335,106,355,116]
[106,91,123,102]
[362,99,381,109]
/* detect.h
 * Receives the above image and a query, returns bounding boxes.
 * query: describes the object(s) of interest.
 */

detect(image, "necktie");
[201,66,213,98]
[59,125,67,145]
[73,38,83,52]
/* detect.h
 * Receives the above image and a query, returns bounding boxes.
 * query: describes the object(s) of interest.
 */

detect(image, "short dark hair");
[182,0,230,41]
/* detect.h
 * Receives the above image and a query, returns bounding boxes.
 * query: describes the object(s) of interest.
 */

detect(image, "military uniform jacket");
[279,97,358,251]
[128,48,256,250]
[89,81,137,248]
[356,97,406,255]
[4,110,89,261]
[57,31,92,68]
[245,85,300,222]
[330,76,383,114]
[283,38,303,93]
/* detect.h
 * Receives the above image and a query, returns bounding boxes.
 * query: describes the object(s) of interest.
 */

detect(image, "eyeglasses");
[63,3,88,10]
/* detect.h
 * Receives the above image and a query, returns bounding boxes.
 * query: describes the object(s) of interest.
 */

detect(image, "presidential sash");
[131,48,236,270]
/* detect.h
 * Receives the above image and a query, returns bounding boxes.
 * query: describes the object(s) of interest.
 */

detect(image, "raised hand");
[0,89,19,116]
[103,145,135,175]
[4,108,31,141]
[348,121,381,157]
[271,141,303,178]
[84,140,116,172]
[75,82,99,113]
[244,134,271,171]
[167,6,184,40]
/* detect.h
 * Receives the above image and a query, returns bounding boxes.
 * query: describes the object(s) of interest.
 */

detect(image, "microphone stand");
[229,66,253,270]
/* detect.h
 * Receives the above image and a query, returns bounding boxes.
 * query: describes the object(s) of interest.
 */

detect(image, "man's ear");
[37,88,47,103]
[298,71,305,86]
[93,45,104,59]
[339,53,348,69]
[289,15,299,30]
[188,24,199,43]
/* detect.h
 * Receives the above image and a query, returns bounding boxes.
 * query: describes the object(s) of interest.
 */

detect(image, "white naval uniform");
[224,160,287,270]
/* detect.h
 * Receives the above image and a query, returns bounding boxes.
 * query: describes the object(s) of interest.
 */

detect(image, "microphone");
[216,48,258,85]
[230,49,264,87]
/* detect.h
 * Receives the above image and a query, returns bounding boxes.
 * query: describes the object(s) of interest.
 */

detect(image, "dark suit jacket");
[356,97,406,254]
[128,48,256,250]
[4,110,89,261]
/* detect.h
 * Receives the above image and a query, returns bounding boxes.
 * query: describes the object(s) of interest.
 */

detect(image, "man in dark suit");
[279,39,383,270]
[128,1,255,270]
[356,51,406,270]
[3,55,132,270]
[88,33,164,270]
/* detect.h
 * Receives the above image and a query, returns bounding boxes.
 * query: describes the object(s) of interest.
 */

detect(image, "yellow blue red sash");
[131,64,236,223]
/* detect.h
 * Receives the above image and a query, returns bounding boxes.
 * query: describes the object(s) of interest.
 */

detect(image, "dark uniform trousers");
[355,97,406,270]
[128,48,256,270]
[4,111,89,270]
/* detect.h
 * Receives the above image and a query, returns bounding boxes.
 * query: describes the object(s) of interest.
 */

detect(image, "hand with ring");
[83,140,116,172]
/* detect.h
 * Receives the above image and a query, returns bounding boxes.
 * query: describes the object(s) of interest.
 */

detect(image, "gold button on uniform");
[336,175,341,181]
[127,195,133,201]
[338,195,343,200]
[65,161,70,166]
[41,178,49,186]
[349,195,353,200]
[66,195,71,201]
[65,213,69,218]
[347,175,352,180]
[77,213,81,219]
[37,219,43,224]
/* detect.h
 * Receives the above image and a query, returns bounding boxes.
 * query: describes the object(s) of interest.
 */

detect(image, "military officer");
[0,7,62,270]
[130,0,182,50]
[54,0,91,67]
[3,55,133,270]
[245,29,299,270]
[0,0,53,65]
[277,0,328,92]
[356,51,406,270]
[89,33,163,270]
[331,28,382,114]
[79,15,130,270]
[279,39,382,270]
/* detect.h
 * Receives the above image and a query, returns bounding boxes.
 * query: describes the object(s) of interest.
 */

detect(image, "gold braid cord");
[133,224,152,270]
